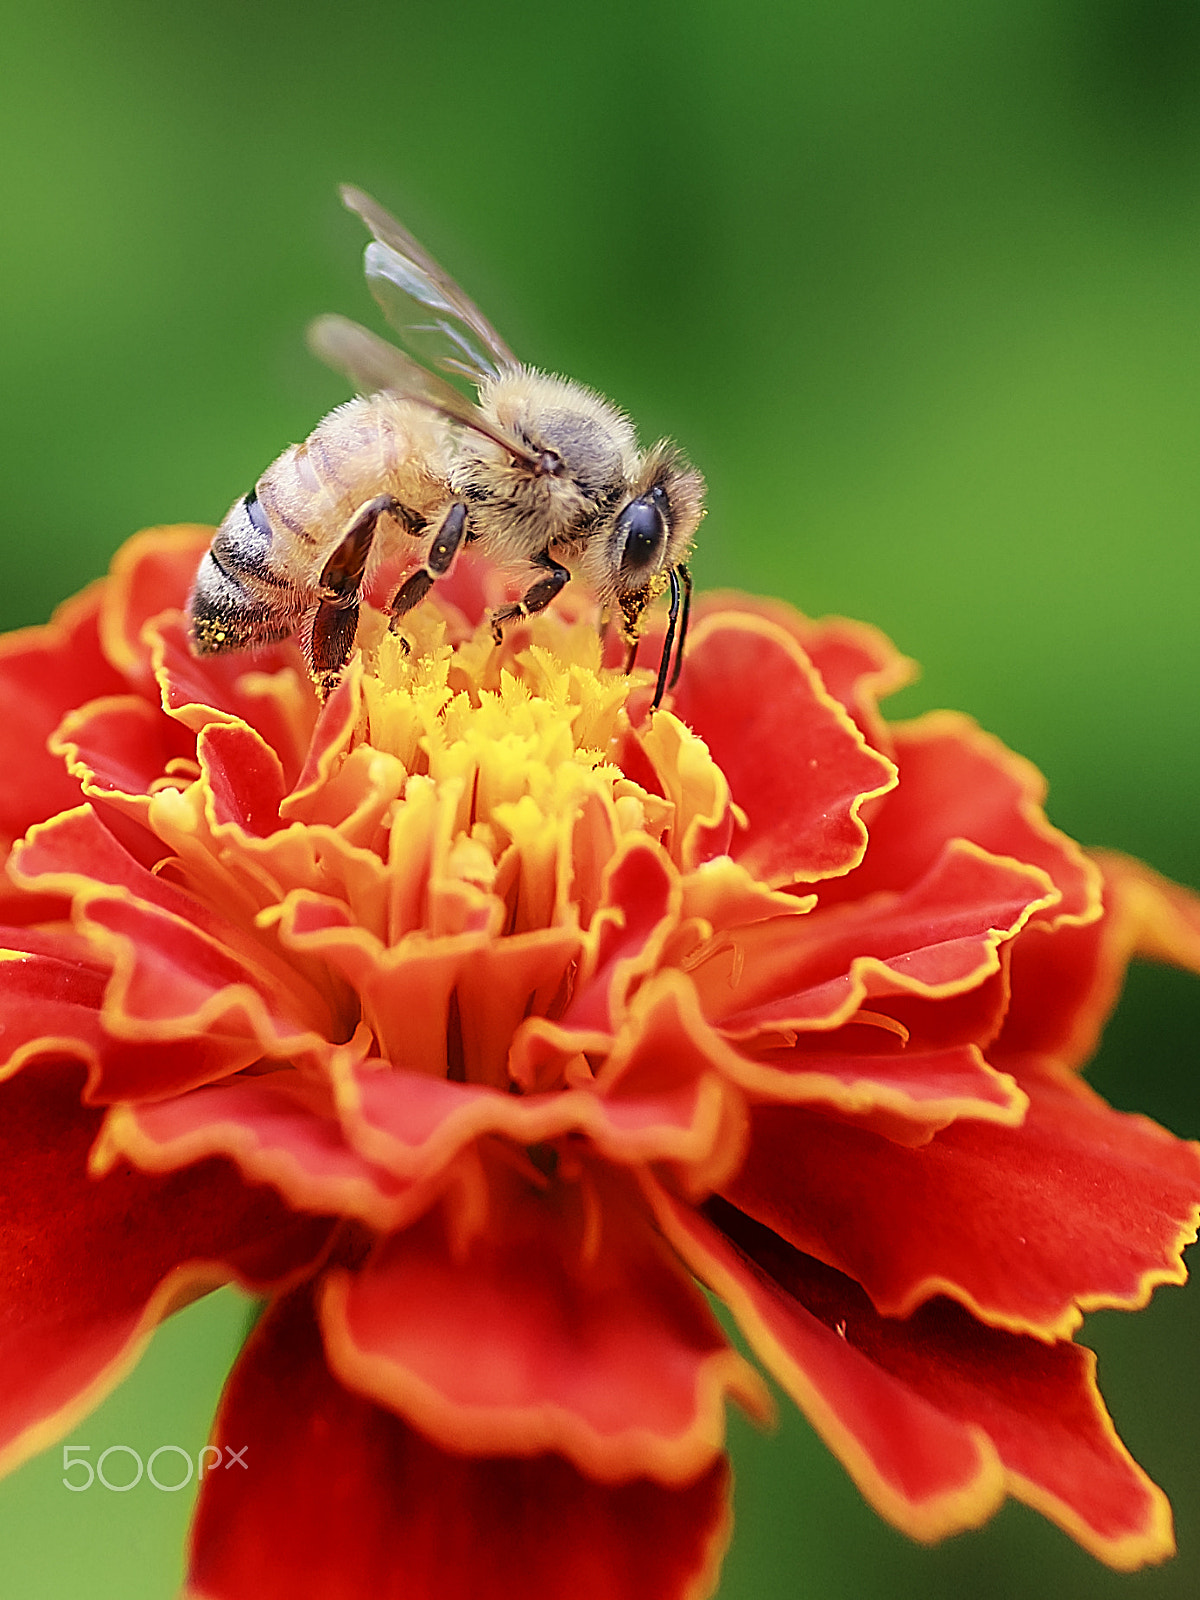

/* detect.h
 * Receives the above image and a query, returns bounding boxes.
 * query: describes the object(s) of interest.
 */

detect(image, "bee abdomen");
[188,494,297,656]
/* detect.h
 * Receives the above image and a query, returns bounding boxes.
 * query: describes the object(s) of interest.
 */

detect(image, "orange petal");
[12,806,341,1052]
[93,1076,426,1232]
[718,1038,1026,1139]
[52,694,198,828]
[338,1053,743,1193]
[566,835,681,1034]
[0,928,262,1098]
[151,613,315,787]
[98,524,214,691]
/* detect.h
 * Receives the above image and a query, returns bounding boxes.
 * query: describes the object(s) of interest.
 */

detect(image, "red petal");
[0,1059,332,1476]
[320,1161,767,1483]
[98,525,214,691]
[188,1285,732,1600]
[691,596,917,752]
[564,836,679,1035]
[670,614,896,885]
[720,1038,1024,1138]
[0,584,125,863]
[725,1056,1200,1338]
[655,1190,1174,1567]
[151,614,316,788]
[94,1076,422,1231]
[12,806,340,1051]
[52,694,197,819]
[280,659,362,817]
[696,840,1054,1035]
[341,1020,741,1187]
[1000,850,1200,1066]
[867,967,1010,1055]
[198,721,287,836]
[817,713,1100,924]
[0,928,258,1098]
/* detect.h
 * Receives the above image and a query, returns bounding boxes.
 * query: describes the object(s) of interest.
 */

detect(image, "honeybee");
[188,186,704,704]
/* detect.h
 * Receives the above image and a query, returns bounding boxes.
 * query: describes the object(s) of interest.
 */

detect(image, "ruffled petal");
[319,1160,768,1484]
[11,805,345,1054]
[687,594,918,752]
[0,1059,333,1477]
[0,583,125,881]
[0,927,260,1098]
[90,1070,431,1230]
[52,694,198,825]
[340,1049,740,1186]
[1000,850,1200,1066]
[563,835,680,1035]
[669,613,897,885]
[715,1037,1026,1138]
[724,1056,1200,1339]
[187,1285,732,1600]
[816,713,1101,926]
[97,525,214,690]
[150,613,316,787]
[197,721,288,835]
[695,840,1055,1035]
[655,1190,1175,1569]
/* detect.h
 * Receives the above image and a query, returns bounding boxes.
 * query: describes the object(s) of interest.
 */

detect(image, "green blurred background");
[1,0,1199,1594]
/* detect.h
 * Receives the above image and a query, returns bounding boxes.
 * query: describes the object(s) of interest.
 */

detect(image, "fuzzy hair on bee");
[188,186,705,704]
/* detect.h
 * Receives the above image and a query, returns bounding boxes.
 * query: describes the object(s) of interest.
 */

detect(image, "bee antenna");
[668,563,692,691]
[651,567,682,712]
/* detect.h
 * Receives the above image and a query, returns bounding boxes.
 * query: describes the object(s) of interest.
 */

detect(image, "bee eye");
[616,494,666,571]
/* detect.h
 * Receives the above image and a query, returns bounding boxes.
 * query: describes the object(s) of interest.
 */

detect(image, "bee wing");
[308,314,539,465]
[341,185,519,384]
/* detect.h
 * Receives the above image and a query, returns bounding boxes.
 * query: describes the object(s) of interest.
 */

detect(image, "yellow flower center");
[352,605,673,938]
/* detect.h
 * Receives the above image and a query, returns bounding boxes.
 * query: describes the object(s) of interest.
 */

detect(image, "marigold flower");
[2,525,1199,1598]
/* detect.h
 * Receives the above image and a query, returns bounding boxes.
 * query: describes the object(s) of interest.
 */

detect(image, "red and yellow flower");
[2,526,1199,1598]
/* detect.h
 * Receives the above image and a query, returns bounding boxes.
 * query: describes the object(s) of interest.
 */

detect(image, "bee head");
[452,370,705,618]
[590,441,705,606]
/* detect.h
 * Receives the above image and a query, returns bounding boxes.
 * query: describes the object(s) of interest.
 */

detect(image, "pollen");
[353,603,670,935]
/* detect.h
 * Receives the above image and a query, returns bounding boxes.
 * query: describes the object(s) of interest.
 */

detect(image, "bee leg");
[490,552,571,645]
[309,493,400,697]
[311,602,361,700]
[386,502,469,626]
[617,589,649,676]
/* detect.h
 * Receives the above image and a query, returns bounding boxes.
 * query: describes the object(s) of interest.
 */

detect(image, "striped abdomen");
[189,395,451,657]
